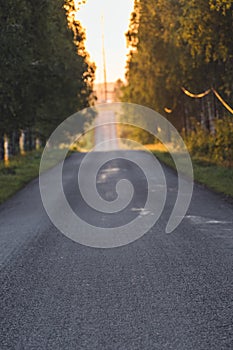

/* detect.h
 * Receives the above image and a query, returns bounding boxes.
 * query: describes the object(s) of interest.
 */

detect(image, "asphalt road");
[0,116,233,349]
[94,110,118,151]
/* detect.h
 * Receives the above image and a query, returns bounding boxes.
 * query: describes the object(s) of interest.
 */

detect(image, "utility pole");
[101,15,107,102]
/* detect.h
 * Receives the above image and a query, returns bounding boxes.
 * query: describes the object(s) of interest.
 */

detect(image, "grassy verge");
[149,145,233,198]
[0,150,43,204]
[73,128,95,152]
[0,128,94,205]
[1,143,232,205]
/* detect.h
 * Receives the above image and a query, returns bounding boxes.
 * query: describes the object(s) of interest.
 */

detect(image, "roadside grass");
[147,144,233,198]
[73,128,95,152]
[0,150,43,204]
[0,128,95,205]
[1,141,232,205]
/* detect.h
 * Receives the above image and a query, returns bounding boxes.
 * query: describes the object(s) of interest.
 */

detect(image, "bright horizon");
[75,0,134,84]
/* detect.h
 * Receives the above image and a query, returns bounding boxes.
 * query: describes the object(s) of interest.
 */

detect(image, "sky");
[75,0,134,83]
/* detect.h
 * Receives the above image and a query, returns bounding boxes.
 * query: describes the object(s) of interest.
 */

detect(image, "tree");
[0,0,95,157]
[123,0,233,134]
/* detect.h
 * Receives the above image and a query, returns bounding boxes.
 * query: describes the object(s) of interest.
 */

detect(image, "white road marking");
[185,215,232,225]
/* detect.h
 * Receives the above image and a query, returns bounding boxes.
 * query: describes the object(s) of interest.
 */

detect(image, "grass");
[0,148,77,204]
[0,127,95,205]
[0,141,232,206]
[0,150,43,204]
[73,128,95,152]
[148,144,233,198]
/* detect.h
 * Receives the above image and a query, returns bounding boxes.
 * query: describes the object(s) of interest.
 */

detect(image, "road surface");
[0,112,233,349]
[94,110,119,151]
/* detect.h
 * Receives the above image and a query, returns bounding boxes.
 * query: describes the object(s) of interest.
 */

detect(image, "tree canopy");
[123,0,233,130]
[0,0,95,144]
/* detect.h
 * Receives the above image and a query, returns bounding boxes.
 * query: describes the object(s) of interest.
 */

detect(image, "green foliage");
[123,0,233,130]
[0,0,95,146]
[184,117,233,167]
[0,150,42,203]
[183,119,211,155]
[119,125,155,145]
[123,0,233,166]
[153,149,233,197]
[211,117,233,166]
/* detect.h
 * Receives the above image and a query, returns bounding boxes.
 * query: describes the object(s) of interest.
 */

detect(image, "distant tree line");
[0,0,95,159]
[123,0,233,129]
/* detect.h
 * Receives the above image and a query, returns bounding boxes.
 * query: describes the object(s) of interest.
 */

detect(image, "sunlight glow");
[75,0,134,83]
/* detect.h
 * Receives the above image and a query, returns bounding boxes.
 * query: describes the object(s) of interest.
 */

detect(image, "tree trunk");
[207,94,215,133]
[0,135,4,160]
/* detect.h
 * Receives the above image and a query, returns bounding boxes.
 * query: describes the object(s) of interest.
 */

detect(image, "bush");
[184,116,233,167]
[119,125,155,145]
[212,117,233,166]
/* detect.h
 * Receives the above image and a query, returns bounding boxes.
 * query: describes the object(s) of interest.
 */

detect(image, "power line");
[181,87,211,99]
[212,88,233,115]
[164,86,233,115]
